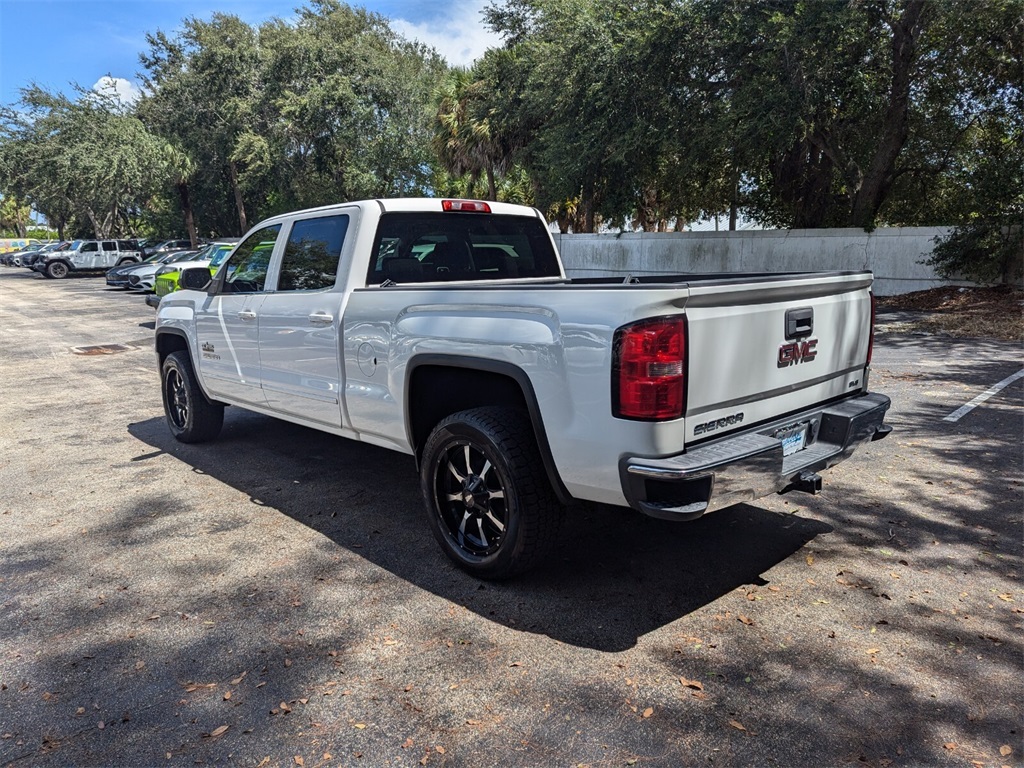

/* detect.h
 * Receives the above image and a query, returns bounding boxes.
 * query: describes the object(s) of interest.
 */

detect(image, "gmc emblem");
[778,338,818,367]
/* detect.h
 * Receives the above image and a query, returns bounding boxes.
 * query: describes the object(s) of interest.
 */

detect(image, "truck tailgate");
[682,272,873,444]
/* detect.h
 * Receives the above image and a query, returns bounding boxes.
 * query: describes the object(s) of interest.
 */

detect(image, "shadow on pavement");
[128,413,832,652]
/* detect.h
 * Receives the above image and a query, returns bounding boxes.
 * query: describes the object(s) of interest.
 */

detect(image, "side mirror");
[180,267,212,292]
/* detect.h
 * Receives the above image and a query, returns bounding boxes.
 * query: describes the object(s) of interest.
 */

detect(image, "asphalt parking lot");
[1,269,1021,768]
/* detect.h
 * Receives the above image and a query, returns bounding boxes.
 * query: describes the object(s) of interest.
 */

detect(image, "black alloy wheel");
[421,407,563,579]
[160,350,224,443]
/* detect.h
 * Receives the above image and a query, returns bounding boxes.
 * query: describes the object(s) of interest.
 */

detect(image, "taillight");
[613,317,686,420]
[867,291,876,366]
[442,199,491,213]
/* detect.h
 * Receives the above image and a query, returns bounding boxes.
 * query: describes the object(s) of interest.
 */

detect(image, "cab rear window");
[368,212,560,285]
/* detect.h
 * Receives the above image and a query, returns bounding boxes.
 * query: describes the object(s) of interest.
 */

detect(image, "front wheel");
[420,407,563,579]
[45,261,69,279]
[161,350,224,443]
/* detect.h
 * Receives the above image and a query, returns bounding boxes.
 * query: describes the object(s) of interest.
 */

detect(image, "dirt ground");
[877,286,1024,342]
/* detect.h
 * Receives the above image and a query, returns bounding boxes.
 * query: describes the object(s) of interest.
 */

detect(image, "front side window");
[80,242,99,253]
[277,215,349,292]
[220,225,281,294]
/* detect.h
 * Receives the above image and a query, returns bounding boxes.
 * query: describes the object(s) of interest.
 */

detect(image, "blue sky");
[0,0,500,106]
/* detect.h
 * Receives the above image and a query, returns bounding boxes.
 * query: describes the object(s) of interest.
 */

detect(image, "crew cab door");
[73,241,99,267]
[194,224,281,407]
[100,240,119,267]
[257,212,351,428]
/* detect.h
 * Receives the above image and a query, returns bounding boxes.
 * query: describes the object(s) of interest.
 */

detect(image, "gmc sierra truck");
[155,198,891,578]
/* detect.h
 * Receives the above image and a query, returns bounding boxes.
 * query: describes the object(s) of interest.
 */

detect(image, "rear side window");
[102,241,117,251]
[368,212,560,285]
[277,215,349,292]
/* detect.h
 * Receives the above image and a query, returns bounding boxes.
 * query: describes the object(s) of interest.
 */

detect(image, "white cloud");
[391,3,501,67]
[91,76,144,106]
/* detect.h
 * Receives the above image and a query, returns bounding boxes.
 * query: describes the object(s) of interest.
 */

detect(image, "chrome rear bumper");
[621,392,891,520]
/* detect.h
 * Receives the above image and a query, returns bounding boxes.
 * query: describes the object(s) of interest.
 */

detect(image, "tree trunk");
[177,181,199,248]
[229,161,248,234]
[849,0,929,229]
[486,167,497,201]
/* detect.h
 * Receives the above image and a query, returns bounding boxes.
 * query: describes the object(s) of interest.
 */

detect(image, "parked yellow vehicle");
[0,237,42,253]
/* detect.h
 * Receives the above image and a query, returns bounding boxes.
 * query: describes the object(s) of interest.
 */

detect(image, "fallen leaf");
[323,754,332,761]
[354,723,366,730]
[279,702,292,714]
[134,661,145,671]
[436,746,446,754]
[257,759,270,768]
[466,719,481,725]
[209,725,229,738]
[943,742,957,750]
[230,672,247,685]
[402,738,414,749]
[738,615,754,626]
[806,554,814,565]
[223,691,232,701]
[866,648,880,655]
[997,594,1013,602]
[294,757,304,766]
[419,756,429,766]
[509,662,522,667]
[1000,745,1012,756]
[728,719,746,731]
[642,707,654,718]
[76,707,86,715]
[680,678,704,691]
[299,698,309,705]
[404,684,413,692]
[146,614,160,621]
[767,585,781,592]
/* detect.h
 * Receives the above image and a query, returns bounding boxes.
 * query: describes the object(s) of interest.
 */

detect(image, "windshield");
[209,244,235,267]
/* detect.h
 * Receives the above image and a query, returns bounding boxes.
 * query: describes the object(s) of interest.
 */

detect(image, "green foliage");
[0,86,174,238]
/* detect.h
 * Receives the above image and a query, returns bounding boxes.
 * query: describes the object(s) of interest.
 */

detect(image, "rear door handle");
[308,312,334,326]
[237,310,257,321]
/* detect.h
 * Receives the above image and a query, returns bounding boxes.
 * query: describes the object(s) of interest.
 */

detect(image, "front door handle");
[308,312,334,326]
[237,310,257,321]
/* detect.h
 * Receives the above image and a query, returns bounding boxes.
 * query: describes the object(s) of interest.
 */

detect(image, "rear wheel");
[420,407,563,579]
[45,261,69,279]
[161,350,224,443]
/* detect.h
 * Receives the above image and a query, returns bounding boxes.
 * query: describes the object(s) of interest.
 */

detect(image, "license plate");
[775,423,809,457]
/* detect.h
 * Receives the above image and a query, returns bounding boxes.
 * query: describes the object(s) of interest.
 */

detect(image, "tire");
[46,261,70,279]
[161,350,224,443]
[420,407,563,579]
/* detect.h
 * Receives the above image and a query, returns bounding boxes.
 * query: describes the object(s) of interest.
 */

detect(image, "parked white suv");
[37,239,142,279]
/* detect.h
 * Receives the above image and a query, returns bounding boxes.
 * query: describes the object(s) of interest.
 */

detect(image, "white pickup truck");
[155,198,891,577]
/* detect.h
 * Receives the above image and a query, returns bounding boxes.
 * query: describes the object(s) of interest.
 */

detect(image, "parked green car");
[150,241,238,303]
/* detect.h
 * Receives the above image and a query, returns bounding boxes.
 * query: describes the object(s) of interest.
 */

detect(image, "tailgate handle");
[785,308,813,339]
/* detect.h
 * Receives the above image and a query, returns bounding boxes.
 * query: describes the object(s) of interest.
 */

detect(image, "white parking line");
[943,368,1024,422]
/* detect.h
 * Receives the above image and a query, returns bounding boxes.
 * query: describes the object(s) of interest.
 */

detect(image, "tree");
[0,86,172,238]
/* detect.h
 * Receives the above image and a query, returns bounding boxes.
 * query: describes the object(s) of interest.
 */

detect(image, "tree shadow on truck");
[128,411,832,652]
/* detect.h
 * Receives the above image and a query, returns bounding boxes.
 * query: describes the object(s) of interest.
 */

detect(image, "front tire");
[46,261,69,279]
[420,407,563,579]
[161,350,224,443]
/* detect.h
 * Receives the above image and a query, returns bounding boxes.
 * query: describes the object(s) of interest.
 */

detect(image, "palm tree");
[433,68,508,201]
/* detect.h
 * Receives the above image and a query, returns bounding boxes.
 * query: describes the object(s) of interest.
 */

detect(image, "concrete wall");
[552,226,956,296]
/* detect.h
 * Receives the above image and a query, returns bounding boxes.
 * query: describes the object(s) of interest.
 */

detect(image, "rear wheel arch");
[405,355,571,504]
